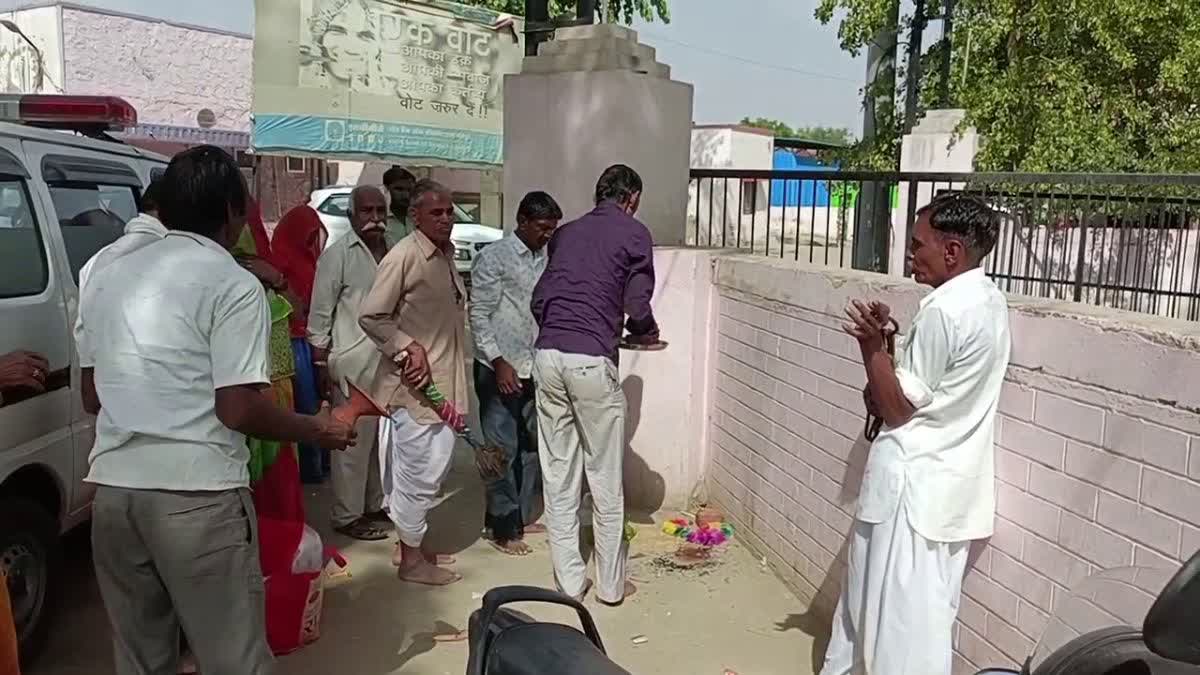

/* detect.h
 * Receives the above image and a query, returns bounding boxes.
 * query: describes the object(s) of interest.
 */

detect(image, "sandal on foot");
[364,509,392,523]
[334,517,390,541]
[489,538,532,556]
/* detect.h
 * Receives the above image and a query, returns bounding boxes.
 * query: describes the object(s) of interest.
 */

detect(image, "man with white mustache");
[308,185,394,539]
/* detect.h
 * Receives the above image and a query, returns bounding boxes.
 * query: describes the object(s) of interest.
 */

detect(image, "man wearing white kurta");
[824,193,1011,675]
[309,186,394,540]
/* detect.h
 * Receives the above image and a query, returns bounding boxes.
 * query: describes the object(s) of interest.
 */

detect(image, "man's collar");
[920,267,987,308]
[413,228,450,260]
[166,229,231,256]
[348,230,394,252]
[125,213,166,237]
[511,232,535,256]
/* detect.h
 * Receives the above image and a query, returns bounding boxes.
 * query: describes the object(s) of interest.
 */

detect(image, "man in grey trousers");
[529,165,660,605]
[79,145,354,675]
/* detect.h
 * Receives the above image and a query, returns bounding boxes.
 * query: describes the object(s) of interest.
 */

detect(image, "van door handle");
[0,367,70,407]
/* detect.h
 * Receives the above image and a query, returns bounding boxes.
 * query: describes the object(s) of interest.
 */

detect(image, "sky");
[1,0,866,132]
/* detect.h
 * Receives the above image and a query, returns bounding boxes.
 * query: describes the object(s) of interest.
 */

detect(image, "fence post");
[1072,218,1088,303]
[855,181,892,273]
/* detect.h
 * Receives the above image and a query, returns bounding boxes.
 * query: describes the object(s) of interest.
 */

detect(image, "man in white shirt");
[823,193,1011,675]
[81,146,355,675]
[309,185,393,541]
[73,179,166,366]
[469,191,561,555]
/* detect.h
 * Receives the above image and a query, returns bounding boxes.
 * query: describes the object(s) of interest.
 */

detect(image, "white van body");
[0,118,168,661]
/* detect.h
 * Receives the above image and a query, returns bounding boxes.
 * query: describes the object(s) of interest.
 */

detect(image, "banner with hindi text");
[252,0,522,166]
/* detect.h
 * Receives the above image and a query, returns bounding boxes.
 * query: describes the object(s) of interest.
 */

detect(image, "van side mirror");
[1144,549,1200,665]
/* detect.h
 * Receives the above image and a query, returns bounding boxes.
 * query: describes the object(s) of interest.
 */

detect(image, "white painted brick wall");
[706,254,1200,673]
[61,8,251,131]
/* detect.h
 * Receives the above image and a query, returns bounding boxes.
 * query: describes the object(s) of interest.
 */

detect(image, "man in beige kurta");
[359,179,467,586]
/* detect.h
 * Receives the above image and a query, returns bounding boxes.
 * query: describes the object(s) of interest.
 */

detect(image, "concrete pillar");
[478,168,504,229]
[502,24,695,244]
[889,109,981,274]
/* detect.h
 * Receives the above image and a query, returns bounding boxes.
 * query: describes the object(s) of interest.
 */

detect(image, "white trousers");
[386,408,456,548]
[820,503,968,675]
[330,392,386,528]
[533,349,626,604]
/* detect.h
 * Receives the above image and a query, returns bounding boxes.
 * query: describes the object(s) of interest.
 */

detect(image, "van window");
[0,179,48,298]
[48,183,139,285]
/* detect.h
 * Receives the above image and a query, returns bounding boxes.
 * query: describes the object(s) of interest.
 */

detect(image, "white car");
[308,186,502,277]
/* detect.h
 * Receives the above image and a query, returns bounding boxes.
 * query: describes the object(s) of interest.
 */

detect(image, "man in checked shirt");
[469,191,562,556]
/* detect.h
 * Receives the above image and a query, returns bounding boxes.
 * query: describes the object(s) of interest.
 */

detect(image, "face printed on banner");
[317,0,378,85]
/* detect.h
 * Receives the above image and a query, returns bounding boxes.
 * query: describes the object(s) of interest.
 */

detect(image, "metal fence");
[688,169,1200,321]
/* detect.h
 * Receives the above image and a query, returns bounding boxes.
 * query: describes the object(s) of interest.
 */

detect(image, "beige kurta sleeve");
[358,244,415,361]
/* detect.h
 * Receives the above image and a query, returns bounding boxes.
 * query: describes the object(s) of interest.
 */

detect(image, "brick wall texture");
[706,255,1200,673]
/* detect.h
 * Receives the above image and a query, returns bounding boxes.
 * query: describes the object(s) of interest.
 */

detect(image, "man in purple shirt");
[530,164,659,606]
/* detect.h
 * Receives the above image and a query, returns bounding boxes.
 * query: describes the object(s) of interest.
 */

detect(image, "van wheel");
[0,497,61,667]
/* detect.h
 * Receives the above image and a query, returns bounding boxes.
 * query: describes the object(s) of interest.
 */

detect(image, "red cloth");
[271,205,324,337]
[252,447,306,578]
[247,198,274,263]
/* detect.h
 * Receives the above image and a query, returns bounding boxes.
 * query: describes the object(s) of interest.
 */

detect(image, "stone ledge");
[539,35,657,62]
[521,51,670,77]
[554,23,638,43]
[710,252,1200,410]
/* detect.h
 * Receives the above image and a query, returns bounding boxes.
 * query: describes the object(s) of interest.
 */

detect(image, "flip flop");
[364,509,392,524]
[334,517,390,541]
[489,538,533,556]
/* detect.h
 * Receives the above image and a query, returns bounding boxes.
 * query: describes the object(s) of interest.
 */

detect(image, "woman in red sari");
[271,205,329,484]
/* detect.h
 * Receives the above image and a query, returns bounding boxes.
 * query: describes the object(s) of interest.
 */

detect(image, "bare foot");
[392,543,455,566]
[397,559,462,586]
[523,522,547,535]
[490,539,532,556]
[597,581,638,606]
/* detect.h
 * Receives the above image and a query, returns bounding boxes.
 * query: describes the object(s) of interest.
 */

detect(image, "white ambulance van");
[0,94,168,664]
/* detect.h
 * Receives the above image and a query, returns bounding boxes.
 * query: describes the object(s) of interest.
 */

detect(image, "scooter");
[466,586,633,675]
[977,549,1200,674]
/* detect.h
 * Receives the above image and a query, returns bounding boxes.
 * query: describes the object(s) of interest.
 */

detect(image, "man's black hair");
[917,192,1001,262]
[140,177,162,214]
[517,191,563,222]
[383,166,416,186]
[594,164,642,205]
[157,145,247,238]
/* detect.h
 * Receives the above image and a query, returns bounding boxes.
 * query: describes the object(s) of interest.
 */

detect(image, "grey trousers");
[92,485,273,675]
[533,349,627,604]
[330,389,385,528]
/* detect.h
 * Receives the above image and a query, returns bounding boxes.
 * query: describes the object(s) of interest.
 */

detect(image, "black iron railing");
[688,169,1200,321]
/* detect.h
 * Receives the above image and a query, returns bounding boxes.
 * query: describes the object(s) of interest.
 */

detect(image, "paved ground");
[27,445,820,675]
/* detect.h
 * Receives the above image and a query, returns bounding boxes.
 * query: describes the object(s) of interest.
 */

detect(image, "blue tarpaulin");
[770,150,832,208]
